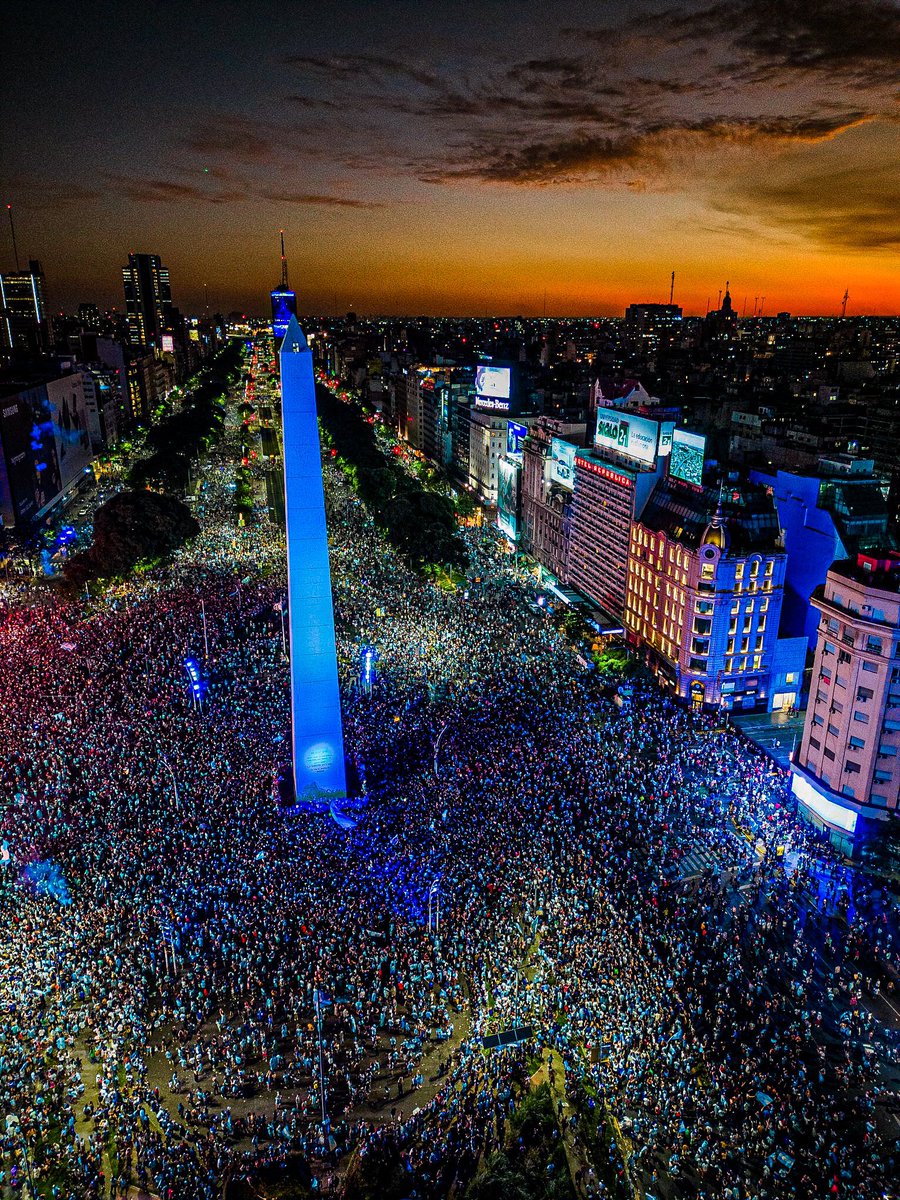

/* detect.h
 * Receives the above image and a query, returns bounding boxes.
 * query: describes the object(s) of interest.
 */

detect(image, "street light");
[160,756,180,810]
[433,724,449,776]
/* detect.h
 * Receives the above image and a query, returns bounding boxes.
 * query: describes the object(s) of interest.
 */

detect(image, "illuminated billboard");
[271,287,298,339]
[657,420,675,457]
[506,420,528,461]
[669,429,706,487]
[594,408,660,466]
[497,457,518,540]
[550,437,576,490]
[161,334,175,353]
[475,364,511,400]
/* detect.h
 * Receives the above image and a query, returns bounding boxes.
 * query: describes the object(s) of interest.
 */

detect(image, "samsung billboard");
[594,408,660,466]
[506,420,528,461]
[549,437,576,490]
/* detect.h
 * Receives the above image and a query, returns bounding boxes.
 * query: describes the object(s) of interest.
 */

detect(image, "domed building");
[625,476,807,712]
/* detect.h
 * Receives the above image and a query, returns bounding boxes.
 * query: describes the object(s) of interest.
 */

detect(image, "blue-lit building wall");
[280,316,347,799]
[750,467,845,650]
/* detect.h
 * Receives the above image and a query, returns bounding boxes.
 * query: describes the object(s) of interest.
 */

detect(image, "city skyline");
[4,0,899,316]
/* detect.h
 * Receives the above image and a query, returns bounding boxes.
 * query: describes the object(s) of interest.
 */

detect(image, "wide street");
[1,336,899,1200]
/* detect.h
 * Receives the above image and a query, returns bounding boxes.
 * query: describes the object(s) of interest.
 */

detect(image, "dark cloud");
[105,175,245,204]
[257,189,383,209]
[717,162,900,251]
[422,113,875,185]
[574,0,900,87]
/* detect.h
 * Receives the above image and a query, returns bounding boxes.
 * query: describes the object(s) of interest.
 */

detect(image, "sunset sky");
[4,0,899,316]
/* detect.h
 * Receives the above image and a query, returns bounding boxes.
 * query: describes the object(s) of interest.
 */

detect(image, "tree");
[64,490,199,582]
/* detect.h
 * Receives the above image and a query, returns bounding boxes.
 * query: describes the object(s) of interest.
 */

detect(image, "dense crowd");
[2,354,898,1200]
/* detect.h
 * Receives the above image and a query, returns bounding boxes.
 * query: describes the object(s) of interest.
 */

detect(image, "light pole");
[160,756,180,811]
[314,989,327,1124]
[201,599,209,660]
[433,724,449,776]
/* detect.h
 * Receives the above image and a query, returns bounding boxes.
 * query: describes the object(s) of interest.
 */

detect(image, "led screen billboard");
[506,420,528,460]
[271,288,298,339]
[161,334,175,353]
[475,364,511,400]
[497,457,518,539]
[669,429,706,487]
[594,408,660,466]
[657,420,675,457]
[549,437,576,490]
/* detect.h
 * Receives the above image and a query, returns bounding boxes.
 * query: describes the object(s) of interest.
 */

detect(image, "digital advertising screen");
[594,408,660,466]
[549,437,576,490]
[497,457,518,539]
[271,288,298,338]
[506,420,528,460]
[669,429,706,487]
[475,364,511,400]
[161,334,175,353]
[657,420,675,457]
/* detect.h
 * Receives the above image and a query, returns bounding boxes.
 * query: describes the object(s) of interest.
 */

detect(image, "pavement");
[732,707,807,769]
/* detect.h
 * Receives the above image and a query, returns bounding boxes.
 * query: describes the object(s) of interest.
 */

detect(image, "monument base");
[275,757,365,826]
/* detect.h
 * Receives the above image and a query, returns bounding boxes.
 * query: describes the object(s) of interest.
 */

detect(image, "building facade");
[1,261,47,357]
[122,253,172,349]
[625,481,804,710]
[792,553,900,854]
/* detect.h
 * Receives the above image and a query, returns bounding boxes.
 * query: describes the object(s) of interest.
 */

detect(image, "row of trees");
[64,341,244,585]
[126,339,242,493]
[317,385,466,572]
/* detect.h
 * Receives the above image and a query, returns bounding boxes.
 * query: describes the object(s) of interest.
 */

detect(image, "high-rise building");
[520,417,587,582]
[792,552,900,855]
[77,303,101,332]
[625,481,805,711]
[122,253,172,348]
[1,260,47,356]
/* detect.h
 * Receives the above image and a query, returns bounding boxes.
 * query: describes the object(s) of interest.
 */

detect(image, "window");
[866,638,882,655]
[823,748,835,761]
[823,641,836,655]
[853,711,869,724]
[862,660,878,673]
[838,650,851,664]
[842,784,855,798]
[765,560,774,576]
[701,563,715,580]
[844,761,861,774]
[827,723,840,737]
[856,687,873,702]
[812,714,824,727]
[832,592,843,606]
[785,672,796,684]
[885,719,900,732]
[809,735,821,750]
[831,700,844,715]
[849,736,865,750]
[880,744,898,757]
[689,657,707,671]
[874,769,892,783]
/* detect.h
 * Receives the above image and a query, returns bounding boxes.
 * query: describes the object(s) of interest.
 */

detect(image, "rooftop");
[640,478,783,554]
[829,553,900,596]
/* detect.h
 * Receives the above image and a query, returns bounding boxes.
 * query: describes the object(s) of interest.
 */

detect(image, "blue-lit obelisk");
[280,314,347,801]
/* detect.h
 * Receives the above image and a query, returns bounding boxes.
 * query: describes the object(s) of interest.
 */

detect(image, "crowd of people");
[2,345,898,1200]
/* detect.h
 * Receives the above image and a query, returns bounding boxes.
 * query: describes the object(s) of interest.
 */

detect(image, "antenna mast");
[280,229,289,289]
[7,204,19,271]
[669,270,675,305]
[841,288,849,318]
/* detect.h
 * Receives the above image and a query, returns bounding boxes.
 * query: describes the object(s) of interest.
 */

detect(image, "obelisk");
[280,314,347,801]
